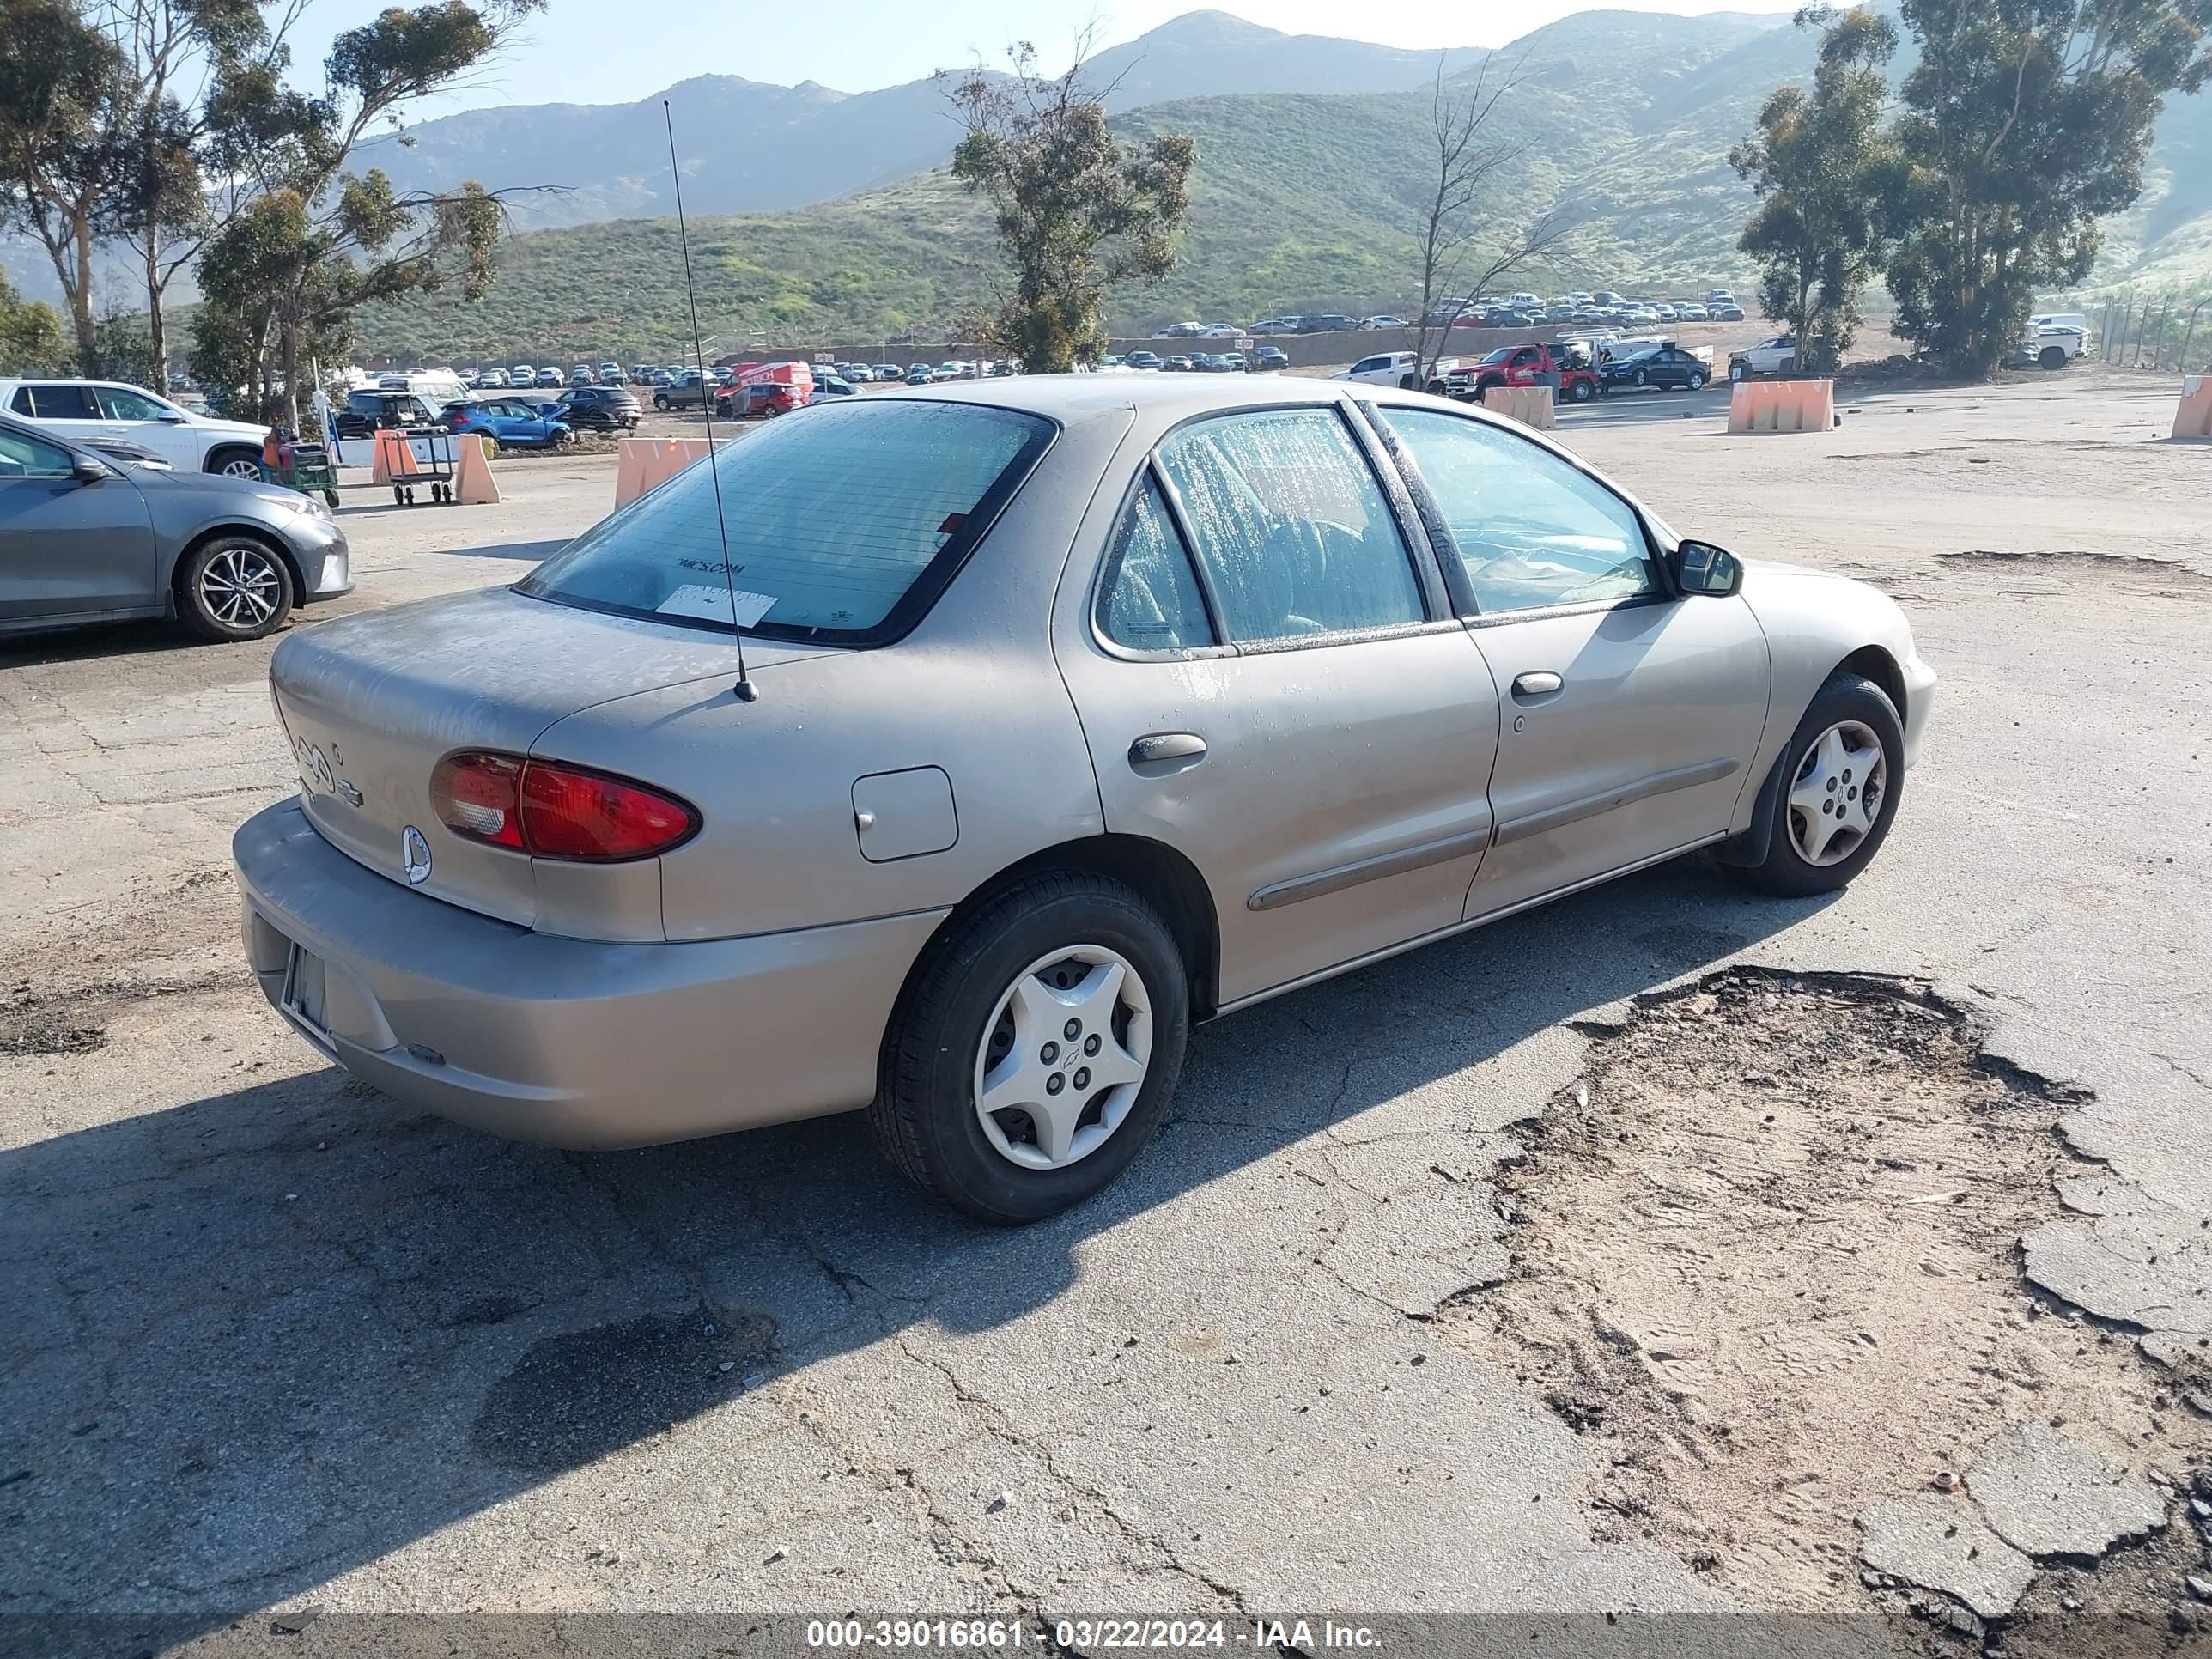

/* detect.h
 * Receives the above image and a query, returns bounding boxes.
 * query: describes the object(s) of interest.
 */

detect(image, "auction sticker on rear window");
[655,585,776,626]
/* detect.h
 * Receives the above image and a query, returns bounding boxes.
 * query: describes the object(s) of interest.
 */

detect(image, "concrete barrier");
[1727,377,1834,434]
[615,437,714,507]
[454,433,501,505]
[1481,386,1556,429]
[2173,374,2212,440]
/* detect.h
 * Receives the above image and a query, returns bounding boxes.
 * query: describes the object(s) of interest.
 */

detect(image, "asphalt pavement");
[1,369,2205,1654]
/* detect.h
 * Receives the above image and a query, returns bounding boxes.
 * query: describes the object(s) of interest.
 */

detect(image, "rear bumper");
[232,798,946,1149]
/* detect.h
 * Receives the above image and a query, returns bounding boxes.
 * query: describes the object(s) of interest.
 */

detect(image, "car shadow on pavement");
[0,857,1831,1630]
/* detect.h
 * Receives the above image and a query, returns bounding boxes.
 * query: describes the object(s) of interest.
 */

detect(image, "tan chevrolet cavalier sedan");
[234,375,1935,1221]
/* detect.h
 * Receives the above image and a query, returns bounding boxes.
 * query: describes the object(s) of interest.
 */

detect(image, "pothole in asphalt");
[1442,967,2192,1617]
[471,1304,777,1474]
[1935,549,2212,594]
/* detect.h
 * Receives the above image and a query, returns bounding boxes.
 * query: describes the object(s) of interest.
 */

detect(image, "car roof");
[880,373,1351,423]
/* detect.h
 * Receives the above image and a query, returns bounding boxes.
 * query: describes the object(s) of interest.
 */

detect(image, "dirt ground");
[1449,967,2209,1650]
[3,362,2209,1655]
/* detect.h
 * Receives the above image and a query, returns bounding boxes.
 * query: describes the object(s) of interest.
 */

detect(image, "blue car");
[441,397,574,448]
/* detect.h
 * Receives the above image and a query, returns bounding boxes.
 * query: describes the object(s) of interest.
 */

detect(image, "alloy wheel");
[219,455,263,479]
[973,945,1152,1170]
[1787,720,1888,866]
[197,544,283,630]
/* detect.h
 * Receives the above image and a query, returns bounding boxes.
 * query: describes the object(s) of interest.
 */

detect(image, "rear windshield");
[516,399,1054,647]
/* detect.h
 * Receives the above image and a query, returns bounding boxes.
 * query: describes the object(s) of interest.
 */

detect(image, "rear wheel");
[2038,345,2068,371]
[178,534,293,642]
[1399,373,1418,390]
[1567,377,1595,403]
[1727,672,1905,898]
[1686,370,1706,391]
[871,871,1189,1224]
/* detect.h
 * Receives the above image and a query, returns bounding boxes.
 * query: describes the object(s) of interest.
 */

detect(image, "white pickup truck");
[2021,316,2090,370]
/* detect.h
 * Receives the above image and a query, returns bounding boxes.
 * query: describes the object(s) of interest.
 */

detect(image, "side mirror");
[1670,538,1743,598]
[72,456,116,484]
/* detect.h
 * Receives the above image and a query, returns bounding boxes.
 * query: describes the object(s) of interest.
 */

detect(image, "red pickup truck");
[1448,343,1600,404]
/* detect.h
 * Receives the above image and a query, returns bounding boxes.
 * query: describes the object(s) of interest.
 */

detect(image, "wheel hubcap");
[221,457,261,478]
[974,945,1152,1170]
[1787,720,1887,867]
[198,546,281,629]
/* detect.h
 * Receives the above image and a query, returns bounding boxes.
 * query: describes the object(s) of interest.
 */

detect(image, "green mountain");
[350,6,2212,362]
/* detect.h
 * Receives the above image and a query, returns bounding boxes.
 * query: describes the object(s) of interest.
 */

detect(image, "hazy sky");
[301,0,1802,114]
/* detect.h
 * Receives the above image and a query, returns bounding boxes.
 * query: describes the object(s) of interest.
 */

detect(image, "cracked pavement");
[1,372,2207,1650]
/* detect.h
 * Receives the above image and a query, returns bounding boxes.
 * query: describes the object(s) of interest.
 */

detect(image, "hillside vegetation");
[353,6,2212,363]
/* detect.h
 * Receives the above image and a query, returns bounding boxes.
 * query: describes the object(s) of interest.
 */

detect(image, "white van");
[376,368,469,407]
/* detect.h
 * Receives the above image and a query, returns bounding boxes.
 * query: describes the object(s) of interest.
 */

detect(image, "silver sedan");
[234,376,1935,1221]
[0,413,351,642]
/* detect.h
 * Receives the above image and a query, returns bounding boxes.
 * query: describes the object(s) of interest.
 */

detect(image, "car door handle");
[1129,732,1206,768]
[1511,671,1564,699]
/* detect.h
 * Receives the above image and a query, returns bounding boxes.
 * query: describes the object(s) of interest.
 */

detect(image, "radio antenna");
[663,98,755,702]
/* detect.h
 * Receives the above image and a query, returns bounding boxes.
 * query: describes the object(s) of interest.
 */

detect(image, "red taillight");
[429,750,697,862]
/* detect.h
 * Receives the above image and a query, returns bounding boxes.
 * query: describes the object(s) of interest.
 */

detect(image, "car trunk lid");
[269,585,828,927]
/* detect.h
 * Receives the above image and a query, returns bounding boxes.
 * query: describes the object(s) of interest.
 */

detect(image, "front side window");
[0,427,75,477]
[519,399,1053,645]
[1097,474,1214,653]
[1154,407,1423,644]
[95,386,171,422]
[1376,407,1656,615]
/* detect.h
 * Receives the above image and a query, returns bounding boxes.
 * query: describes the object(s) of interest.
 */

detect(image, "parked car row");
[1109,348,1288,373]
[334,385,644,443]
[1151,290,1747,339]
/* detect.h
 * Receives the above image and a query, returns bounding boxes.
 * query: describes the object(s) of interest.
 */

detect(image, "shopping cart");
[388,426,457,506]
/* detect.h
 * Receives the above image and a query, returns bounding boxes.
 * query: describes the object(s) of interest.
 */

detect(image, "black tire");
[2038,345,2067,371]
[653,393,672,411]
[176,533,294,642]
[1399,373,1418,390]
[1727,671,1905,898]
[1687,371,1706,391]
[871,871,1191,1224]
[205,446,264,481]
[1633,368,1649,387]
[1567,378,1595,403]
[323,489,340,510]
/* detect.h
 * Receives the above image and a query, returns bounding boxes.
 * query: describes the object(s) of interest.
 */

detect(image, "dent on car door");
[1054,404,1502,1007]
[1369,404,1769,918]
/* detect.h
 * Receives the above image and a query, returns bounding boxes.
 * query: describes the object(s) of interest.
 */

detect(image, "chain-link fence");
[2094,294,2212,372]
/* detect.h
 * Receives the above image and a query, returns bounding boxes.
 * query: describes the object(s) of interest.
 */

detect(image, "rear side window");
[1097,475,1214,653]
[1155,408,1423,644]
[14,385,100,419]
[519,400,1054,646]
